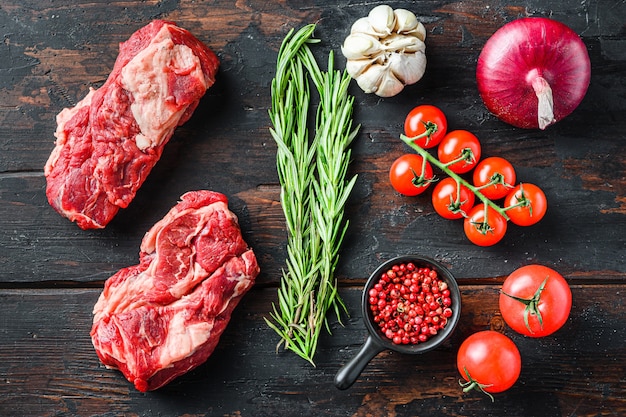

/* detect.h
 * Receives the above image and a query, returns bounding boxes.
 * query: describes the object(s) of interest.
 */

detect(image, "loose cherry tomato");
[389,154,434,196]
[473,156,516,200]
[457,330,521,399]
[431,177,475,220]
[499,265,572,337]
[437,130,482,174]
[404,105,448,149]
[504,183,547,226]
[463,205,507,246]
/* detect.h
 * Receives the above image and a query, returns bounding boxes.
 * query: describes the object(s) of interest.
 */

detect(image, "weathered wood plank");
[1,169,625,285]
[0,285,624,416]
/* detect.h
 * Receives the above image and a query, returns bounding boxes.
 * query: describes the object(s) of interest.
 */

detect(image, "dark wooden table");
[1,1,625,416]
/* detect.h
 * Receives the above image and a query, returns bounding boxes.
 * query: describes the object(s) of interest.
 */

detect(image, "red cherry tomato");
[500,265,572,337]
[438,130,482,174]
[389,154,434,196]
[431,177,476,220]
[504,183,547,226]
[463,205,507,246]
[473,156,517,200]
[404,105,448,149]
[457,330,521,398]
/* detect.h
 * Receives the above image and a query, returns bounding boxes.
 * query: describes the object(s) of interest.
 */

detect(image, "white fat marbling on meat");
[159,312,212,366]
[120,26,206,150]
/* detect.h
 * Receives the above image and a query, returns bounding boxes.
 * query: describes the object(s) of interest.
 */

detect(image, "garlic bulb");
[341,5,427,97]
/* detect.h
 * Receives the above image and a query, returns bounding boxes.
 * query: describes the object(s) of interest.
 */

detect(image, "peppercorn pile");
[368,262,454,345]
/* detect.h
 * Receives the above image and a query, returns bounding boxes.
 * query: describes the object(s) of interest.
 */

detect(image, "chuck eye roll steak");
[91,190,260,392]
[44,20,220,229]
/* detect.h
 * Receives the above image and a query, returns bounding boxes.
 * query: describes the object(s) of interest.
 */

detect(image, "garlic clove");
[345,57,376,78]
[393,9,418,33]
[350,17,376,36]
[355,64,387,94]
[375,67,404,97]
[388,52,426,86]
[407,21,427,42]
[341,33,382,59]
[382,33,426,53]
[368,5,396,36]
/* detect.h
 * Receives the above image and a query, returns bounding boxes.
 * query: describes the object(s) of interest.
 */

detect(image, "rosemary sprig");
[266,25,319,363]
[266,24,359,365]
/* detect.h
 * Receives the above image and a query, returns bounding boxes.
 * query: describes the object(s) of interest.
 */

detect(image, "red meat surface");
[90,190,259,392]
[44,20,220,229]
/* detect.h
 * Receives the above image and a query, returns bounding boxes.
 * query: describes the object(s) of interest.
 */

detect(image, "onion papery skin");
[476,17,591,130]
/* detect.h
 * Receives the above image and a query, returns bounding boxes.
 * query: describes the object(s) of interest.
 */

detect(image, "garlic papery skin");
[341,5,427,97]
[389,52,426,86]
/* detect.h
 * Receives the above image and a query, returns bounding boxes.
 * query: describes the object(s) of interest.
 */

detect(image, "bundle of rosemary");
[266,24,359,365]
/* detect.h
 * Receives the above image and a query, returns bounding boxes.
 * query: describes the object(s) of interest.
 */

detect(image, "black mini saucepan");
[334,255,462,390]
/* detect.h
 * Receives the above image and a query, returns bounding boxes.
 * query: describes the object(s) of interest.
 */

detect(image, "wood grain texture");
[0,0,623,284]
[0,286,625,417]
[0,0,625,415]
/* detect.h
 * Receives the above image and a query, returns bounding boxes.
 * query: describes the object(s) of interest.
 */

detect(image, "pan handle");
[334,335,384,390]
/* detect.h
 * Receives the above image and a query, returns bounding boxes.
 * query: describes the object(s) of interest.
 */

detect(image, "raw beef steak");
[91,190,259,392]
[44,20,220,229]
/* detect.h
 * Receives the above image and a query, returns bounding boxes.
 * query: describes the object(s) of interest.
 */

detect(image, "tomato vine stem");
[400,134,510,221]
[441,147,477,170]
[501,276,549,332]
[502,182,533,215]
[447,181,469,216]
[459,366,495,402]
[475,172,512,191]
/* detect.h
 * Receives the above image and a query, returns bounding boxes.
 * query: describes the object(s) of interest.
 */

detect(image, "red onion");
[476,17,591,130]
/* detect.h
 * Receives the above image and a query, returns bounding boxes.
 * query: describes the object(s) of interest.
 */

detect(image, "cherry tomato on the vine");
[389,154,434,196]
[473,156,517,200]
[431,177,476,220]
[504,183,547,226]
[438,130,482,174]
[457,330,521,399]
[404,105,448,149]
[500,265,571,337]
[463,205,507,246]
